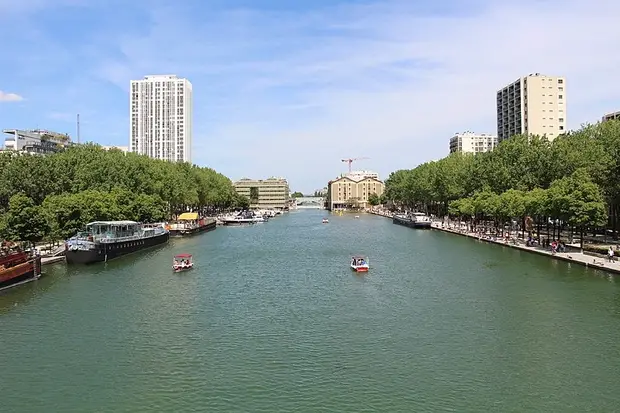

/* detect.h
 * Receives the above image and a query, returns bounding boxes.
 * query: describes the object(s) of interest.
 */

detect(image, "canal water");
[2,210,620,412]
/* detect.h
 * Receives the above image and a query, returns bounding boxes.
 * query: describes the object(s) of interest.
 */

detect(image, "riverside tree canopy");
[0,144,249,242]
[384,121,620,234]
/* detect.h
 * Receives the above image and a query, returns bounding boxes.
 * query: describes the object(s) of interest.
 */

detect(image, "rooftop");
[3,129,71,142]
[143,75,179,80]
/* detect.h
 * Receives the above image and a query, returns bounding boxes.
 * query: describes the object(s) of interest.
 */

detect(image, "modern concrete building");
[602,111,620,122]
[2,129,72,155]
[449,132,497,154]
[326,171,384,210]
[130,75,193,163]
[233,177,290,210]
[497,73,566,142]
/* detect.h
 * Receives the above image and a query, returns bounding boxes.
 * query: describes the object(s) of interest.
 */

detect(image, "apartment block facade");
[326,171,385,210]
[497,73,566,142]
[130,75,193,163]
[449,132,497,154]
[234,177,290,210]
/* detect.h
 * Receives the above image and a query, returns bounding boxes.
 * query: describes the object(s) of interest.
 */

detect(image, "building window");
[558,95,563,99]
[558,79,563,84]
[559,118,564,122]
[559,126,564,130]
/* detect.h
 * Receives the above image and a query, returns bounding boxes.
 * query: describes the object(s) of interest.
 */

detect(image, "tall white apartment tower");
[130,75,193,163]
[496,73,566,142]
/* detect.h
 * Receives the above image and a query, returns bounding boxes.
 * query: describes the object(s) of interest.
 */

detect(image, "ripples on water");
[1,210,620,412]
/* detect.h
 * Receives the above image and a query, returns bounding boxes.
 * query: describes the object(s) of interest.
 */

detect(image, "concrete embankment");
[367,209,620,276]
[42,256,65,265]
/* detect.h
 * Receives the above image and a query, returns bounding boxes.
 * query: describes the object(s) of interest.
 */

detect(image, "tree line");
[384,120,620,247]
[0,144,249,243]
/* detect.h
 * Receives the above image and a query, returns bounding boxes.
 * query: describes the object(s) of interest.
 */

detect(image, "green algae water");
[2,210,620,412]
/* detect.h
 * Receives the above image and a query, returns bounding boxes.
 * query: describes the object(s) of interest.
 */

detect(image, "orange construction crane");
[341,157,369,172]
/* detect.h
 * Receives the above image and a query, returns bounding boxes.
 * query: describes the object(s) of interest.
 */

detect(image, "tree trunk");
[580,227,584,251]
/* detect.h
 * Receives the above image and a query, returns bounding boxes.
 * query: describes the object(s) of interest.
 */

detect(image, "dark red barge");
[0,250,42,292]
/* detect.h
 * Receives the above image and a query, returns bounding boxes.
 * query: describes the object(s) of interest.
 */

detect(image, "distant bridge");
[295,197,325,209]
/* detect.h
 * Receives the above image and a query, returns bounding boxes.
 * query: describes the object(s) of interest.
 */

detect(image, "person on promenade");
[558,241,565,253]
[608,247,614,262]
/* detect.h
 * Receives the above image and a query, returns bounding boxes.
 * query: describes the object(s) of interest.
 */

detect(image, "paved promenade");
[367,209,620,275]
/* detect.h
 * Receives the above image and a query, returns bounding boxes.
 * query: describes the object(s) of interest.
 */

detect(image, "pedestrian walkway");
[431,222,620,275]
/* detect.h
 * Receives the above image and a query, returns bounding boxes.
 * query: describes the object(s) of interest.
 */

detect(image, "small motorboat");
[350,255,369,272]
[354,215,360,219]
[322,218,329,223]
[173,253,194,272]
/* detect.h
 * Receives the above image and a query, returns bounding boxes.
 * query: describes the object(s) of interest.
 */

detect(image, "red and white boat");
[173,253,194,272]
[350,255,369,272]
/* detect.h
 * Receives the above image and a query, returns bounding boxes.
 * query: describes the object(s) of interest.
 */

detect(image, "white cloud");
[0,91,24,102]
[92,0,620,190]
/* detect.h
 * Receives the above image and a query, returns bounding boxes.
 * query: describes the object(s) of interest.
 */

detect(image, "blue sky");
[1,0,619,193]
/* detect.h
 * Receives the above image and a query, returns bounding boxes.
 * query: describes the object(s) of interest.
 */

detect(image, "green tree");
[368,193,380,206]
[547,169,607,248]
[2,193,48,244]
[291,191,303,198]
[233,193,250,209]
[0,144,242,241]
[384,121,620,237]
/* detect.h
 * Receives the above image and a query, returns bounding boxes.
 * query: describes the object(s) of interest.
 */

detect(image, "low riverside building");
[101,145,129,153]
[326,170,384,210]
[2,129,73,155]
[449,132,497,154]
[602,111,620,122]
[233,177,290,210]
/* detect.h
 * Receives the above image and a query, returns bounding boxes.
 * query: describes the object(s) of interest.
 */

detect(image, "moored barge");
[65,221,169,264]
[168,212,216,237]
[393,212,432,229]
[0,250,42,291]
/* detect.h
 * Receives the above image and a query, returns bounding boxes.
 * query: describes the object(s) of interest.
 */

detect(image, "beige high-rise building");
[496,73,566,142]
[449,132,497,154]
[326,171,384,210]
[234,177,290,209]
[602,111,620,122]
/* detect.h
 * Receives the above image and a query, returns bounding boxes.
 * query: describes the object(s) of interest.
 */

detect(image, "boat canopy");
[86,220,138,226]
[352,255,367,259]
[174,253,193,258]
[178,212,199,220]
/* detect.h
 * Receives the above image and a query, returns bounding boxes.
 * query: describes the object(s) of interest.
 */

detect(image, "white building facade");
[449,132,498,154]
[130,75,193,163]
[496,73,566,142]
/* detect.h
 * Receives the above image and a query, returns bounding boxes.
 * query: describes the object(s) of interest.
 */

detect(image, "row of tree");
[0,144,249,243]
[384,120,620,241]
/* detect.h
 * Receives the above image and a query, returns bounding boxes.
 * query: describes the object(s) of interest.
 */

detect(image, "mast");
[77,114,80,144]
